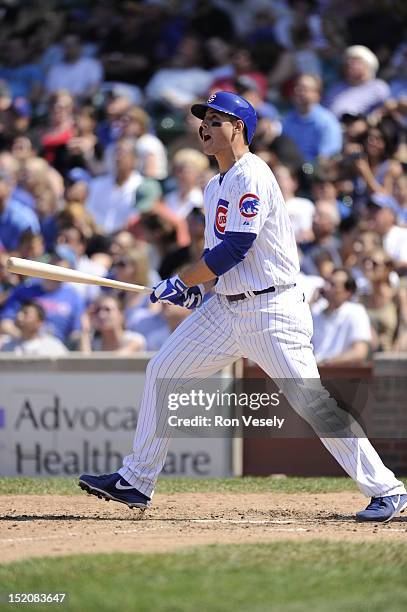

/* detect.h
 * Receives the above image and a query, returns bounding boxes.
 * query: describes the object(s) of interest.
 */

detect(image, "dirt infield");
[1,492,406,564]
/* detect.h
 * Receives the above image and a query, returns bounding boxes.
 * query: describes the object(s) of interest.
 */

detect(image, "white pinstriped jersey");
[204,152,300,294]
[121,154,406,502]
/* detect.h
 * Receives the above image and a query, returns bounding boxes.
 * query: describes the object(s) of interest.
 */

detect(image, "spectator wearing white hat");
[324,45,390,118]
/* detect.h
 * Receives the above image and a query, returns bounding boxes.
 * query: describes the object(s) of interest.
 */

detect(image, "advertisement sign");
[0,357,233,478]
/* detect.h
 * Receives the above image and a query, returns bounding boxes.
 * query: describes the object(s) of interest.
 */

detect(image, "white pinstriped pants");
[119,286,406,499]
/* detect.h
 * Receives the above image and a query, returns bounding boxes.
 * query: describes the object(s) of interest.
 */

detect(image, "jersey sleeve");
[225,168,270,236]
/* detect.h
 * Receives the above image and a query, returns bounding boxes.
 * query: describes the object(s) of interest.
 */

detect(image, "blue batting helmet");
[191,91,258,144]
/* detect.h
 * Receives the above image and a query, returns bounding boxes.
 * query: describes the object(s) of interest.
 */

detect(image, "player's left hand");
[181,284,205,309]
[150,275,188,305]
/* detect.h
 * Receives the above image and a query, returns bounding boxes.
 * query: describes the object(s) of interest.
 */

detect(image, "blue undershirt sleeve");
[204,231,257,277]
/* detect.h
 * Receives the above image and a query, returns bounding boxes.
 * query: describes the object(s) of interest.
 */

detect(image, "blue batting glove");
[166,284,205,309]
[150,275,188,305]
[181,284,205,309]
[158,284,205,309]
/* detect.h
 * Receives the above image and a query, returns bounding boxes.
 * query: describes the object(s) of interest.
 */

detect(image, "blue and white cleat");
[78,472,151,510]
[356,494,407,523]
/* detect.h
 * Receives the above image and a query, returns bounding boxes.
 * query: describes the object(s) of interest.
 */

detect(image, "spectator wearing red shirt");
[41,91,75,171]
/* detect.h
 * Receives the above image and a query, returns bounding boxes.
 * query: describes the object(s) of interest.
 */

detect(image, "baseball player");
[79,91,407,523]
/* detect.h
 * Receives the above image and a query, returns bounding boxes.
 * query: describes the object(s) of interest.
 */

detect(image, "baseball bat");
[6,257,152,294]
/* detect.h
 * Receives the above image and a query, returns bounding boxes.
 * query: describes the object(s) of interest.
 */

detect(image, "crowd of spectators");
[0,0,406,365]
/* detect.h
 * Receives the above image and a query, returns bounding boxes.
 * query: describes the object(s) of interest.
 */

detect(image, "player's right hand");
[150,275,188,305]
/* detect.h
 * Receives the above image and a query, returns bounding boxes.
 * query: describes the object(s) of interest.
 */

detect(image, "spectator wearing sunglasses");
[79,294,145,354]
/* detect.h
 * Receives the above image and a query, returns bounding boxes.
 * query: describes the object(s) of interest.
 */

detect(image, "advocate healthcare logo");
[214,198,229,239]
[239,193,260,219]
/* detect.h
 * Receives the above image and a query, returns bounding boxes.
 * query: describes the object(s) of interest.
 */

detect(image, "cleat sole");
[78,479,149,511]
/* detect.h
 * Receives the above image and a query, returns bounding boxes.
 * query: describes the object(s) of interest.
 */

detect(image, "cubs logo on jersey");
[239,193,260,218]
[214,198,228,239]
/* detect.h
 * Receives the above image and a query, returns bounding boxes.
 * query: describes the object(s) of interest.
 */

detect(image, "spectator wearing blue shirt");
[388,46,407,100]
[0,170,40,252]
[0,150,35,210]
[282,74,342,163]
[0,248,85,346]
[0,36,43,102]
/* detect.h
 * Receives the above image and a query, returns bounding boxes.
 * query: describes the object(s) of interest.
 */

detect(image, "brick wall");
[242,358,407,477]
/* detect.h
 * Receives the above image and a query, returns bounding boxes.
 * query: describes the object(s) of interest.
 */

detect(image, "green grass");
[1,542,406,612]
[0,476,406,496]
[0,475,389,496]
